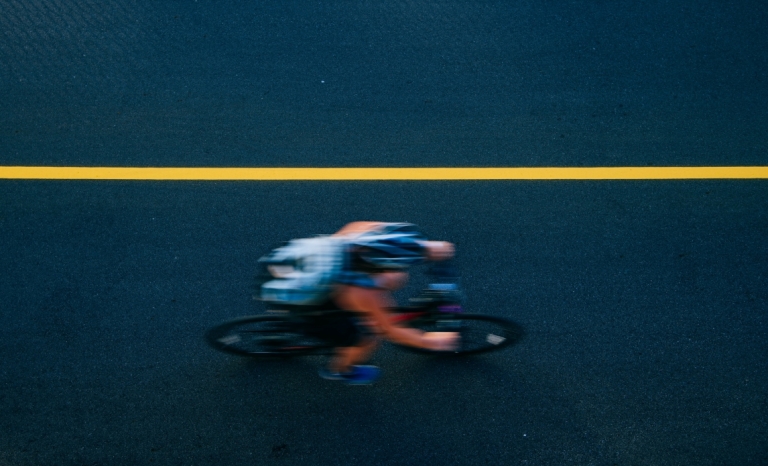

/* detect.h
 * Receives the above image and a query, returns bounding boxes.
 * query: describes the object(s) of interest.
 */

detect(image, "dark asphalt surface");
[1,1,767,465]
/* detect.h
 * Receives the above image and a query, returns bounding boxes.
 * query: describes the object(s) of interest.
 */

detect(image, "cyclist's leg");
[305,301,380,376]
[318,310,379,373]
[326,271,404,373]
[322,330,381,384]
[329,334,379,374]
[298,301,377,368]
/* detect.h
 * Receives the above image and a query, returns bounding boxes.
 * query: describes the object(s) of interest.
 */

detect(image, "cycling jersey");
[333,255,381,289]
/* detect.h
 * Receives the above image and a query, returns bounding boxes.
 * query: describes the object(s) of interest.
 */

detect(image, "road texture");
[1,1,767,465]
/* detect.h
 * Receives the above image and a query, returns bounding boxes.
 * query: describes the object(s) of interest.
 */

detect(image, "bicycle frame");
[389,303,460,323]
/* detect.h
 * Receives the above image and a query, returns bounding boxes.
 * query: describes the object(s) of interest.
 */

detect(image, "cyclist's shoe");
[319,365,381,385]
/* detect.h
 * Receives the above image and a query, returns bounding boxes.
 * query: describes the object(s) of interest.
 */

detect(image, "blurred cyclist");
[261,221,458,385]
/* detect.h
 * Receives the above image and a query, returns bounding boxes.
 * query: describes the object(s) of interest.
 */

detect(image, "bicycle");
[205,280,525,358]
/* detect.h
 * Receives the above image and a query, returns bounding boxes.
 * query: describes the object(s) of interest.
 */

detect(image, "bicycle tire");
[205,314,332,358]
[398,313,525,355]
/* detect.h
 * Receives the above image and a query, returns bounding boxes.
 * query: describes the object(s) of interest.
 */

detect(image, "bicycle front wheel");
[401,313,525,355]
[205,314,331,358]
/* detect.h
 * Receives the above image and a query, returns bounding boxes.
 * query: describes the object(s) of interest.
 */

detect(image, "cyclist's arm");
[422,240,454,261]
[335,285,456,351]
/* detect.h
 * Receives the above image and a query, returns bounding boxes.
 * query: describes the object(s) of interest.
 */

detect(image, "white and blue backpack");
[257,236,347,306]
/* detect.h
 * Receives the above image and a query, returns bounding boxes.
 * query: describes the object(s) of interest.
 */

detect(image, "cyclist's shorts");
[290,301,374,348]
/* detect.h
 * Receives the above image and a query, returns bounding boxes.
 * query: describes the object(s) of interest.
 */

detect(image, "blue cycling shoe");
[319,365,381,385]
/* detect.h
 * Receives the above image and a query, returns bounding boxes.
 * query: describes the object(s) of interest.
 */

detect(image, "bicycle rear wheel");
[205,314,331,358]
[400,313,525,355]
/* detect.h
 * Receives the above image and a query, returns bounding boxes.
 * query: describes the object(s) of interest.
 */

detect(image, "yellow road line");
[1,166,767,180]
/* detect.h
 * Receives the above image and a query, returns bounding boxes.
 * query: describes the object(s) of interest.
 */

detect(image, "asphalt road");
[1,1,767,465]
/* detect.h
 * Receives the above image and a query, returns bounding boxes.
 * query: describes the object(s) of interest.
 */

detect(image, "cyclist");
[267,222,459,385]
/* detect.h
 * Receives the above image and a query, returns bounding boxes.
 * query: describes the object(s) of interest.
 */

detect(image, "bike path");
[2,0,767,463]
[1,180,766,465]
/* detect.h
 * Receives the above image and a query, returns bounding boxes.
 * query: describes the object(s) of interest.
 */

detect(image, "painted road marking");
[1,166,767,180]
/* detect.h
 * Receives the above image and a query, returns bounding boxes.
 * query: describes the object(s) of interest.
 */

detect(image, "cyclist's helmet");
[350,223,427,270]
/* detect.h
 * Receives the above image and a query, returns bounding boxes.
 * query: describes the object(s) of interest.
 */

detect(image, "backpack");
[257,236,347,305]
